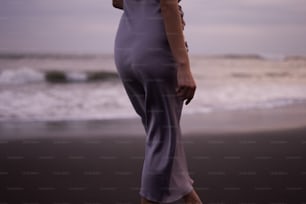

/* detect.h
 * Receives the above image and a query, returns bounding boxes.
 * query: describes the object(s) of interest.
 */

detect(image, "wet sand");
[1,103,306,204]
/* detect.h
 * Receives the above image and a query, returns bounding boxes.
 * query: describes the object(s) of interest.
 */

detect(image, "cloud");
[182,0,306,26]
[180,0,306,55]
[0,0,306,55]
[0,0,121,53]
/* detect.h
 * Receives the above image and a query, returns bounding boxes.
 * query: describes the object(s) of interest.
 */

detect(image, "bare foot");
[182,189,203,204]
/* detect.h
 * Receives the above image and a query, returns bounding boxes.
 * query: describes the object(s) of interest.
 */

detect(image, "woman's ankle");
[182,189,203,204]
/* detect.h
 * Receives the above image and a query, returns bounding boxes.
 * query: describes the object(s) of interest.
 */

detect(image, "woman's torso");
[114,0,185,73]
[115,0,169,51]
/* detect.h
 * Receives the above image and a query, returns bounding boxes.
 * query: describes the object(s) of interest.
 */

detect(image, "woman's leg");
[119,74,147,132]
[182,189,203,204]
[118,59,197,203]
[138,73,194,203]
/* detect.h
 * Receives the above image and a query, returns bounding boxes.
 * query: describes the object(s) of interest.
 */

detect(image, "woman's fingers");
[176,85,188,97]
[184,88,194,105]
[185,86,196,105]
[176,85,196,105]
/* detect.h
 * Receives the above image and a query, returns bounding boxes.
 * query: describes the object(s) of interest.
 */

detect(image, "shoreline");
[1,102,306,140]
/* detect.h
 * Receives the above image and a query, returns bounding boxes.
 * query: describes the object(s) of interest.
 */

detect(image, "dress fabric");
[113,0,194,203]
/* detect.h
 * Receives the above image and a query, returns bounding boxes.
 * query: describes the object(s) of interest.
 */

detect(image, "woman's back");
[115,0,170,57]
[114,0,177,77]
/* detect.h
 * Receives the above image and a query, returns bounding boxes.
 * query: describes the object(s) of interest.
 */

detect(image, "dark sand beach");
[1,103,306,204]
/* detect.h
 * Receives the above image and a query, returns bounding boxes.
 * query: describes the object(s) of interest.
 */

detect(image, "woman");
[113,0,202,203]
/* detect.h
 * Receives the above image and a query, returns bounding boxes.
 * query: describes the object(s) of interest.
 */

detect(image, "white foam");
[0,67,44,85]
[66,72,87,82]
[1,56,306,122]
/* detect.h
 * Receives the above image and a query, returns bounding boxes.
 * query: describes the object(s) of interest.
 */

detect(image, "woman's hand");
[160,0,196,105]
[176,65,196,105]
[113,0,123,9]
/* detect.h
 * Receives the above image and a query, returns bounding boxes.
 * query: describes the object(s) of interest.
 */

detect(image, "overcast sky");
[0,0,306,56]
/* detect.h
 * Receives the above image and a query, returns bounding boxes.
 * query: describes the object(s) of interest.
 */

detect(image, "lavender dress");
[114,0,194,203]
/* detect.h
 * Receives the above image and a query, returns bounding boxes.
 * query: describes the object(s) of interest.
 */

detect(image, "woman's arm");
[113,0,123,9]
[160,0,196,105]
[160,0,189,70]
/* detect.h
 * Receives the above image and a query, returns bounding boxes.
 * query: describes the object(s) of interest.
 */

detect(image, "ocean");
[0,53,306,122]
